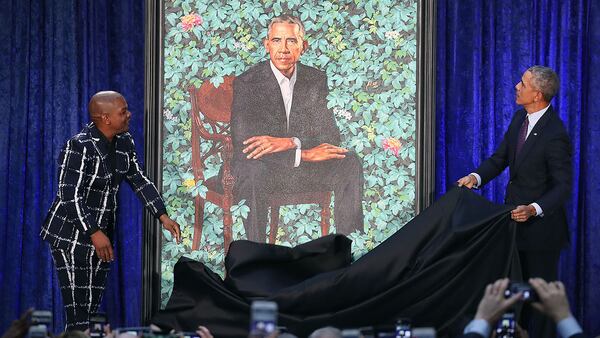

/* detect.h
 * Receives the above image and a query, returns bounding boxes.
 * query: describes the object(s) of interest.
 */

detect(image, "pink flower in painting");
[382,137,402,156]
[181,13,203,32]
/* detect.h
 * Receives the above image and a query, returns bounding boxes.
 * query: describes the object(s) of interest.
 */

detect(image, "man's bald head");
[89,91,125,123]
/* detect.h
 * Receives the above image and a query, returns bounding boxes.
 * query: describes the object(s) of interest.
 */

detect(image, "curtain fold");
[0,0,145,331]
[436,0,599,334]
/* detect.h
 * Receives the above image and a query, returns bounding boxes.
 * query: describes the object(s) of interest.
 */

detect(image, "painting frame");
[142,0,436,323]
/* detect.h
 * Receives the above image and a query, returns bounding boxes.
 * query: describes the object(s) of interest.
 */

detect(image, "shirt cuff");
[530,202,543,217]
[155,209,168,220]
[557,316,582,338]
[464,319,490,338]
[292,137,302,168]
[470,172,482,188]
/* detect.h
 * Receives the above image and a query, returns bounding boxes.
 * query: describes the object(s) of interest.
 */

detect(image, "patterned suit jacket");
[40,122,166,254]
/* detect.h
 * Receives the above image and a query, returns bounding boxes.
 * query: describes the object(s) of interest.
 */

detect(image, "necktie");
[516,116,529,156]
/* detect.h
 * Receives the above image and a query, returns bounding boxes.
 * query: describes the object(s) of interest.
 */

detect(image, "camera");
[495,312,516,338]
[411,328,436,338]
[90,312,107,338]
[504,282,539,302]
[341,329,361,338]
[28,310,52,338]
[249,300,278,338]
[395,319,411,338]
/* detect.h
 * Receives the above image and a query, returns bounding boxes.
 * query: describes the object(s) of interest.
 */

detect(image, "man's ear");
[302,40,309,54]
[101,113,111,125]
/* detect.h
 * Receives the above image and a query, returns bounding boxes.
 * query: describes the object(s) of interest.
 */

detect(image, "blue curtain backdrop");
[2,0,599,335]
[0,0,145,332]
[437,0,599,335]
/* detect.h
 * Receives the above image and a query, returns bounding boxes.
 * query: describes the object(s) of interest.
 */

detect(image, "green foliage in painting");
[161,0,417,306]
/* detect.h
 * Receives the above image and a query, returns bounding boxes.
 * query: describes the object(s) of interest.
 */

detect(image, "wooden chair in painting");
[188,76,332,251]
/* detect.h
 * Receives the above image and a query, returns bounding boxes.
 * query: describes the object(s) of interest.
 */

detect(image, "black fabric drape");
[152,188,516,337]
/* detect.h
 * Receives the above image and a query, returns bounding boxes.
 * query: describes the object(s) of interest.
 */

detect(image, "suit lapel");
[512,106,554,174]
[87,124,113,187]
[289,64,307,134]
[260,61,288,129]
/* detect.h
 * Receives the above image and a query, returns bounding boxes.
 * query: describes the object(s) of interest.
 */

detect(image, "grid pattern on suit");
[51,247,110,331]
[40,123,166,254]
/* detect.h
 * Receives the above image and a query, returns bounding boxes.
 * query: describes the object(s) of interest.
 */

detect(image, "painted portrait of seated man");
[230,14,365,242]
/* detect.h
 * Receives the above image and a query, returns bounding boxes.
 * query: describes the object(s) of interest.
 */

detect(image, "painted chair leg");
[269,206,280,244]
[192,196,205,251]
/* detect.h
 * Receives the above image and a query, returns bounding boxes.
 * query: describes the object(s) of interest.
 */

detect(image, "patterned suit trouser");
[51,248,111,331]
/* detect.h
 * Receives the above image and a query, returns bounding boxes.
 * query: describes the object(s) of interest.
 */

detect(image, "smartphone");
[395,319,411,338]
[28,310,52,338]
[181,332,200,338]
[90,312,107,338]
[504,282,539,302]
[411,327,436,338]
[249,300,278,337]
[341,329,362,338]
[495,312,516,338]
[376,325,397,338]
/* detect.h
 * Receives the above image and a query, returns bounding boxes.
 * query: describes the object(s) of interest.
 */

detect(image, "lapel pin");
[533,133,538,136]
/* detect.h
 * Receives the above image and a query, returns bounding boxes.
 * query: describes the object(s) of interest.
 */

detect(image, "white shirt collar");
[269,60,297,87]
[525,104,550,137]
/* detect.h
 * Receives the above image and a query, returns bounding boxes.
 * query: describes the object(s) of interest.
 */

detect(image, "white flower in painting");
[334,107,352,120]
[164,109,176,121]
[385,30,401,40]
[233,41,249,51]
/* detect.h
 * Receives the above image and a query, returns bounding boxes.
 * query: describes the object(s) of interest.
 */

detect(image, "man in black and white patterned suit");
[40,91,181,331]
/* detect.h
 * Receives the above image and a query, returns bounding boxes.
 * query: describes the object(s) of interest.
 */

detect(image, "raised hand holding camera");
[528,278,572,322]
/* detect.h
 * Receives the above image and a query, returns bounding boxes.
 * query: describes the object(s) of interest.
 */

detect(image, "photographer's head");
[308,326,342,338]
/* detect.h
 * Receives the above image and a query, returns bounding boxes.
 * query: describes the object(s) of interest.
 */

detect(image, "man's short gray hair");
[267,14,305,40]
[527,65,560,102]
[308,326,342,338]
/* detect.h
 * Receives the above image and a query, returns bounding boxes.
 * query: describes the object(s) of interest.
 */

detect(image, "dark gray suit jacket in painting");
[229,60,364,239]
[40,123,166,254]
[231,60,341,168]
[475,106,572,251]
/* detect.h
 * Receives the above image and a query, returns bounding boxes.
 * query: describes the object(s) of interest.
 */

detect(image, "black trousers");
[233,152,364,242]
[518,249,561,338]
[51,247,110,331]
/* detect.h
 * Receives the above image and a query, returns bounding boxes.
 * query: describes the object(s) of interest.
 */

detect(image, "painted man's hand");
[91,230,114,262]
[511,205,536,222]
[457,174,478,189]
[160,214,181,243]
[301,143,348,162]
[243,136,295,159]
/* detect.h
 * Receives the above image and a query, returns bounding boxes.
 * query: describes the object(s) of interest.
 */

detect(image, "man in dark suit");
[231,15,364,242]
[40,91,181,330]
[461,278,586,338]
[458,66,572,336]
